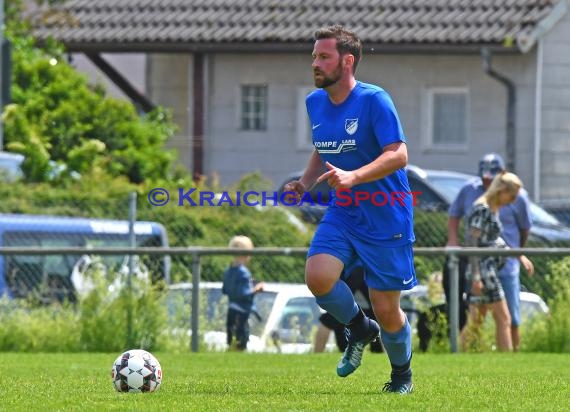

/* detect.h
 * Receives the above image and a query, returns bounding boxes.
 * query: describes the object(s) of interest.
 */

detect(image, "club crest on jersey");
[345,118,358,135]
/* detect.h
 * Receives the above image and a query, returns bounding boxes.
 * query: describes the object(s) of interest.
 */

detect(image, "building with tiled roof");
[33,0,559,52]
[31,0,570,200]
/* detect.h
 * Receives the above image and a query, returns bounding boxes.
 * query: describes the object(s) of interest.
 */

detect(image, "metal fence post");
[191,251,201,352]
[126,191,137,348]
[0,0,4,150]
[447,249,460,353]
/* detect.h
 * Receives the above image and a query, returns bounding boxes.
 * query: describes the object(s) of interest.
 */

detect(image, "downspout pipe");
[481,48,517,173]
[533,40,543,203]
[192,53,204,179]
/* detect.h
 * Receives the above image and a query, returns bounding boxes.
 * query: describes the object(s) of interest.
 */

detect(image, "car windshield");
[425,173,562,227]
[251,291,279,336]
[276,296,322,344]
[424,175,469,204]
[166,287,278,339]
[528,202,560,226]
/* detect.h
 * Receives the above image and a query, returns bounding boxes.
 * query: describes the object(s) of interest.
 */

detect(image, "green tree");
[1,0,178,183]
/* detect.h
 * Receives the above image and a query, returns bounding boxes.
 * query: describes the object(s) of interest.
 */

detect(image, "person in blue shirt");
[447,153,534,351]
[222,235,264,351]
[284,25,415,394]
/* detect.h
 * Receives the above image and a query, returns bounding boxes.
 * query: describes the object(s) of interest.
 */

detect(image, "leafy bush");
[522,257,570,353]
[412,209,447,283]
[0,268,178,353]
[0,298,80,352]
[76,265,169,352]
[460,316,499,353]
[519,251,557,301]
[410,277,451,354]
[3,1,177,184]
[418,308,450,354]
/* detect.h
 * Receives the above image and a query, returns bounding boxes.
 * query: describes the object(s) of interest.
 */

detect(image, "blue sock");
[315,281,358,325]
[381,317,412,370]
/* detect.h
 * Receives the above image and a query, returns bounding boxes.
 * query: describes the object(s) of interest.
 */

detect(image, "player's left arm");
[352,141,407,184]
[317,143,406,189]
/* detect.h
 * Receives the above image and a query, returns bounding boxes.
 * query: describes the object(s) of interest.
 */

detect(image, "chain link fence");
[1,245,568,353]
[1,174,569,354]
[1,190,570,304]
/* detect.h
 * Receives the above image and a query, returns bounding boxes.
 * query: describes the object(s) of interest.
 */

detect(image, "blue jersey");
[306,81,414,246]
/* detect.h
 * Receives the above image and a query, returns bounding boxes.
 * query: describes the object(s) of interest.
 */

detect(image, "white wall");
[206,53,313,187]
[204,52,536,191]
[539,0,570,200]
[147,54,192,170]
[358,52,536,190]
[66,51,543,195]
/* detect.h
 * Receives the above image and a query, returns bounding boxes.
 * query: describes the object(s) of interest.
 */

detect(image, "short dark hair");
[314,25,362,73]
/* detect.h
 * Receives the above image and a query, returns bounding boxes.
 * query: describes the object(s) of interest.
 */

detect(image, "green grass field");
[1,352,568,411]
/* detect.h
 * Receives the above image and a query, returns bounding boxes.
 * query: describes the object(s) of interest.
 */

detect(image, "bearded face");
[313,58,343,88]
[312,38,346,89]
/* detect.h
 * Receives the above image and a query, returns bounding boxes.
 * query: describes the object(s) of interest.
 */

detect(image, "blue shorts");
[499,274,521,327]
[307,221,417,291]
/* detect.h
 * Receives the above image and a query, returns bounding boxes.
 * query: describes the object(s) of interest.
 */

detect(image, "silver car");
[167,281,325,353]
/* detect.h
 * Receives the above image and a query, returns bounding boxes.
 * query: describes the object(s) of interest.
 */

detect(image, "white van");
[167,281,327,353]
[0,151,78,182]
[0,152,24,181]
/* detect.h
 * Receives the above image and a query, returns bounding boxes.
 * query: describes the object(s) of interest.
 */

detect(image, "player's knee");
[305,271,334,295]
[375,309,404,332]
[305,255,342,295]
[373,297,398,315]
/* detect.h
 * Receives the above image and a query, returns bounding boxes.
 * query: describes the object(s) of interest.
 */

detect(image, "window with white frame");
[426,88,468,148]
[240,85,267,131]
[296,86,315,150]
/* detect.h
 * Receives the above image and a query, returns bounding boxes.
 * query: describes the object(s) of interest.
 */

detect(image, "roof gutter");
[57,41,520,55]
[481,48,517,173]
[516,0,568,53]
[192,53,205,179]
[533,39,543,202]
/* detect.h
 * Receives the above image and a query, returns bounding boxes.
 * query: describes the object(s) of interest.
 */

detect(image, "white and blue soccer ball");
[111,349,162,393]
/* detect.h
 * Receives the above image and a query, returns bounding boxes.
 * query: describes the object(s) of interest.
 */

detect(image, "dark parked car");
[277,165,570,245]
[537,200,570,228]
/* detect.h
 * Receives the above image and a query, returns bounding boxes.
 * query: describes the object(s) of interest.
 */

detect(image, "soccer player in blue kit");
[284,25,415,394]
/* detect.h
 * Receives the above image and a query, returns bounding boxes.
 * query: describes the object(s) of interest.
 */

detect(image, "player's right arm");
[447,217,461,247]
[447,185,467,246]
[283,149,323,203]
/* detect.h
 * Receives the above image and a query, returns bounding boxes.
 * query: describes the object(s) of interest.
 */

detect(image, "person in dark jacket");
[222,235,264,351]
